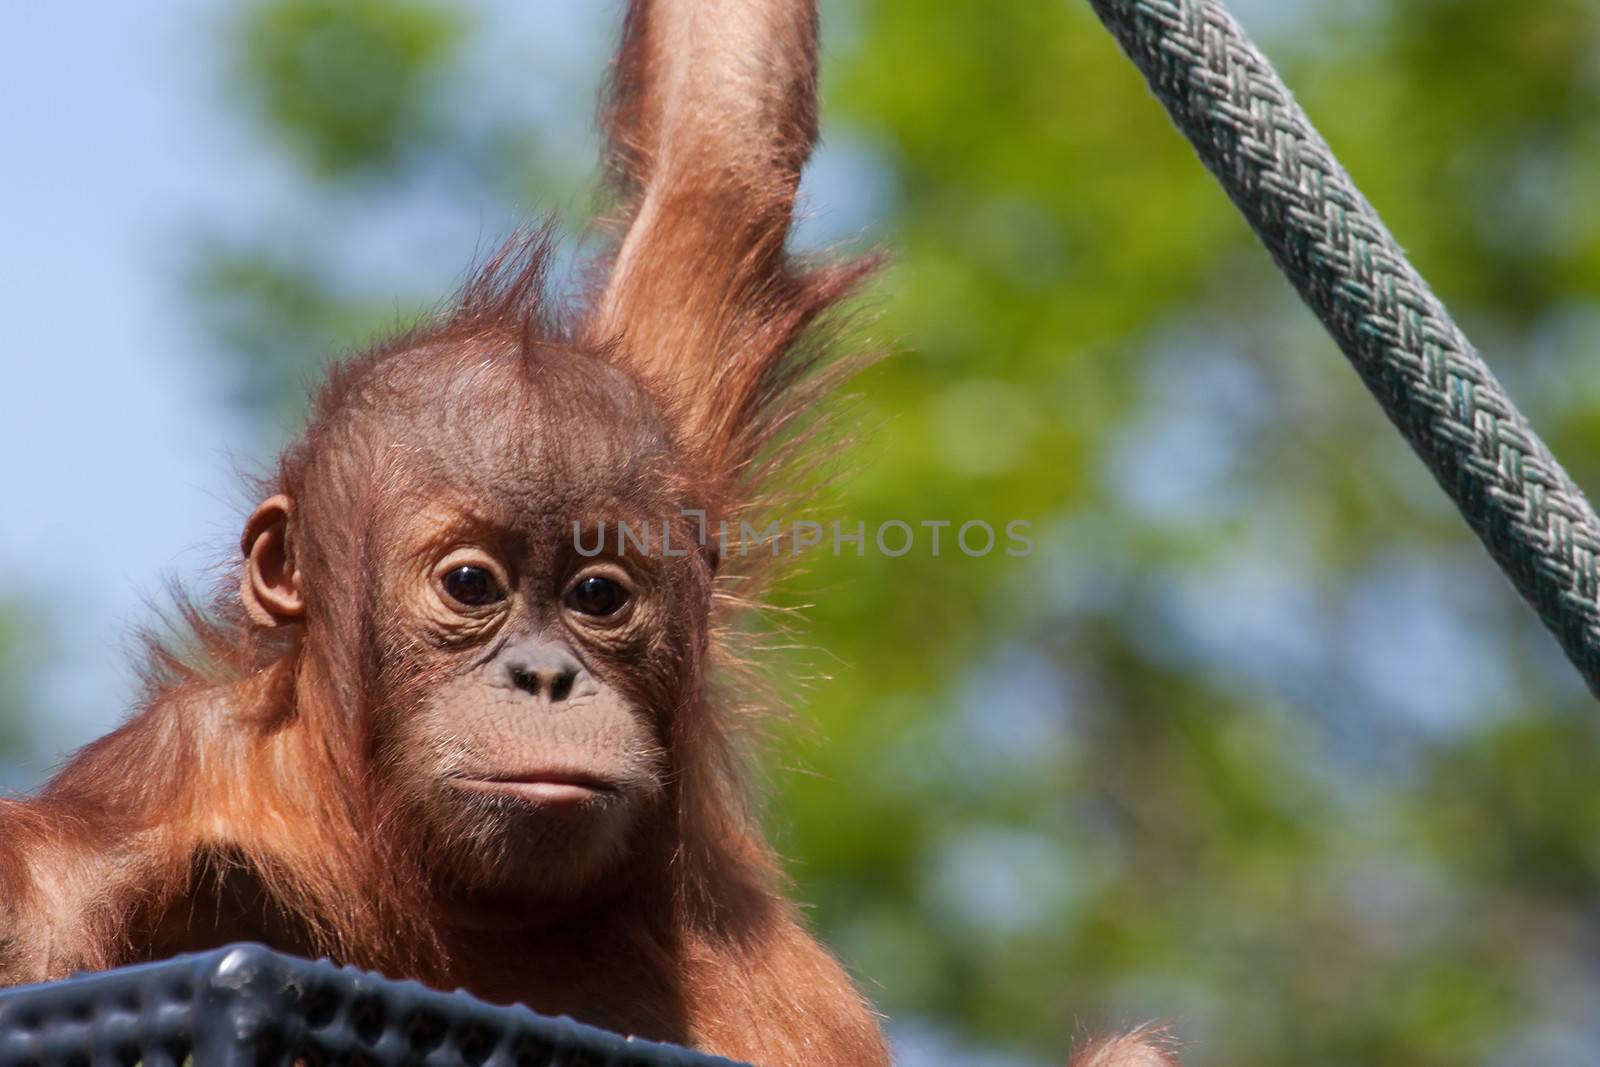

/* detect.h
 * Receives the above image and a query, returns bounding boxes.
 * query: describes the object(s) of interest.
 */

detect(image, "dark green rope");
[1086,0,1600,695]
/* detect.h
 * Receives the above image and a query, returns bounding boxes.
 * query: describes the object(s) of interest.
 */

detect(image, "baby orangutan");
[0,1,1172,1064]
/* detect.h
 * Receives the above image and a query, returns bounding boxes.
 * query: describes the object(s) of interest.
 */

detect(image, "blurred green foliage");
[236,0,464,175]
[0,608,42,780]
[188,0,1600,1063]
[188,240,408,419]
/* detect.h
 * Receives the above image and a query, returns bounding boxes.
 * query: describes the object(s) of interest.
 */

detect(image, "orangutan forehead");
[371,383,679,529]
[356,339,675,470]
[415,439,681,525]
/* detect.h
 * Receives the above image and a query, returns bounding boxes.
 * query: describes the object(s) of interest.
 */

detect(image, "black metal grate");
[0,944,745,1067]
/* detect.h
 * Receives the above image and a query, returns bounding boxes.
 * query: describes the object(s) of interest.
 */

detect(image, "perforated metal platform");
[0,944,744,1066]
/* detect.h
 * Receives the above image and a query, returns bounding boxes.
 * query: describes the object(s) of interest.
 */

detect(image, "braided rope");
[1086,0,1600,695]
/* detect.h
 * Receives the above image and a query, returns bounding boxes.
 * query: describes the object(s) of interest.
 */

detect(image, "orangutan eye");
[565,575,630,617]
[442,565,505,607]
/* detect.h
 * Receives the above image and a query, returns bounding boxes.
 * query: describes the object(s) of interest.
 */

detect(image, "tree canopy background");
[8,1,1600,1063]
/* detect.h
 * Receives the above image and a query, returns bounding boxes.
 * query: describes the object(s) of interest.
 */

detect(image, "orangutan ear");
[240,494,304,626]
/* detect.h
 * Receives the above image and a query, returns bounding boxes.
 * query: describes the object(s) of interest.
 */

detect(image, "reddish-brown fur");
[2,2,1174,1064]
[1071,1025,1181,1067]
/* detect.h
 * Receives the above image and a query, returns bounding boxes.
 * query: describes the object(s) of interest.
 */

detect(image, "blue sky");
[3,0,256,771]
